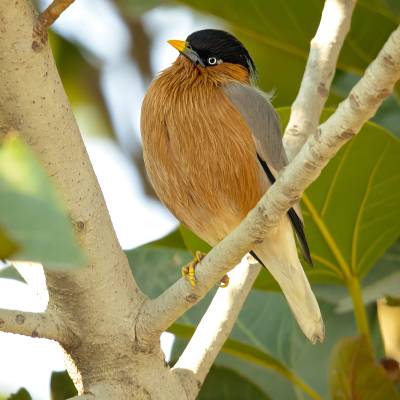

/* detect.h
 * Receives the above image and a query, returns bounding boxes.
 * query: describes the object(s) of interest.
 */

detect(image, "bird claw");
[181,251,206,287]
[219,274,230,288]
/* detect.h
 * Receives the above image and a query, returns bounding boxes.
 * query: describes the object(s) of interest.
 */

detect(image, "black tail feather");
[256,153,313,266]
[249,250,266,268]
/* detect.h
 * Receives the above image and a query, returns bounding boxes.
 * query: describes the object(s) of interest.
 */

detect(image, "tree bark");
[0,1,186,398]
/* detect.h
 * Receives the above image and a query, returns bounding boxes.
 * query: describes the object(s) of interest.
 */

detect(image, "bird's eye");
[207,57,217,65]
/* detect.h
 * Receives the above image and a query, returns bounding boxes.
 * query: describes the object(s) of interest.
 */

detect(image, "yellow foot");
[181,251,206,287]
[219,274,230,288]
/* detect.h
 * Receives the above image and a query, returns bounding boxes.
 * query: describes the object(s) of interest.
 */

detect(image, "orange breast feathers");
[141,56,265,245]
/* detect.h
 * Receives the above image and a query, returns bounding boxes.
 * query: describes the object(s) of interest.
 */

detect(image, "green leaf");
[50,33,115,139]
[6,389,32,400]
[169,287,383,400]
[50,371,77,400]
[171,0,399,105]
[0,134,85,270]
[126,244,192,298]
[286,109,398,282]
[0,265,25,282]
[330,336,400,400]
[146,228,186,250]
[0,227,19,259]
[385,296,400,307]
[170,323,320,400]
[335,241,400,312]
[198,365,271,400]
[117,0,164,16]
[179,225,211,254]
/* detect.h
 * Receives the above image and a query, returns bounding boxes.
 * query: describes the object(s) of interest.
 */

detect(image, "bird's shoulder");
[223,82,288,174]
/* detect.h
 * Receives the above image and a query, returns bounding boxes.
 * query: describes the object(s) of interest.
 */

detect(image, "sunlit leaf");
[179,225,211,254]
[0,228,19,259]
[168,289,382,400]
[50,371,77,400]
[126,244,192,297]
[329,336,400,400]
[0,264,25,282]
[170,323,319,400]
[147,228,186,250]
[384,296,400,307]
[171,0,399,105]
[199,365,271,400]
[282,110,398,282]
[0,134,85,269]
[335,241,400,312]
[6,389,32,400]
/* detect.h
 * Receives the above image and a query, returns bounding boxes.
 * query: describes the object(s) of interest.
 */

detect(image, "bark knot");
[339,129,356,140]
[317,82,328,98]
[185,293,199,303]
[349,93,360,110]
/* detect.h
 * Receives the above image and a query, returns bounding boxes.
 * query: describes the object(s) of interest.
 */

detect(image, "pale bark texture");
[283,0,356,160]
[0,0,400,399]
[0,1,184,398]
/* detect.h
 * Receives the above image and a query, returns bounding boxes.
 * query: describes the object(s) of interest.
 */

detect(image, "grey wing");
[223,82,312,265]
[223,82,287,175]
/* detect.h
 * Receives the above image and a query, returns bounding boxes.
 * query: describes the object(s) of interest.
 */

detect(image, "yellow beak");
[167,39,187,53]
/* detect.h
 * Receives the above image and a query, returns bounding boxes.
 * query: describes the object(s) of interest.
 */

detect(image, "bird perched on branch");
[141,29,324,343]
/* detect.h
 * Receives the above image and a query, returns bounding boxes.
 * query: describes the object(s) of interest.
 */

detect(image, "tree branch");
[283,0,356,161]
[172,260,260,399]
[137,24,400,339]
[32,0,75,50]
[0,308,76,345]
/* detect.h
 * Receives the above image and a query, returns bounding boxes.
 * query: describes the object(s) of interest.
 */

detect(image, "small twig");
[172,260,260,400]
[137,25,400,338]
[283,0,356,161]
[32,0,75,51]
[0,308,77,346]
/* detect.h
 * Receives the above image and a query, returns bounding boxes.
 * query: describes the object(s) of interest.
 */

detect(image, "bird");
[140,29,324,343]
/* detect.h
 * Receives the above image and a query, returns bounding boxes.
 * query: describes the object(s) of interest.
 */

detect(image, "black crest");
[186,29,256,76]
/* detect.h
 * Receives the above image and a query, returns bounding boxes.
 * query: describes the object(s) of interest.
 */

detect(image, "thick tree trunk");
[0,1,186,398]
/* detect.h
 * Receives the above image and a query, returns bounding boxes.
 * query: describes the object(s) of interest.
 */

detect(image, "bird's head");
[167,29,257,83]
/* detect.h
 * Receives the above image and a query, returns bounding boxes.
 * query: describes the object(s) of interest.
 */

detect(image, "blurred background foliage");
[1,0,400,398]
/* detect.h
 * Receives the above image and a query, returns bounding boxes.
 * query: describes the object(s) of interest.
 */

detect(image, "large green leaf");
[329,336,400,400]
[50,33,115,139]
[50,371,77,400]
[0,228,19,259]
[170,323,320,400]
[179,225,211,254]
[171,0,399,105]
[126,242,193,298]
[167,290,383,400]
[6,389,32,400]
[302,117,400,280]
[0,135,85,269]
[130,233,382,400]
[198,365,271,400]
[0,264,25,282]
[257,109,400,288]
[335,240,400,312]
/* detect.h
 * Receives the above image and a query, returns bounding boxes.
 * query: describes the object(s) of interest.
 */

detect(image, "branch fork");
[32,0,75,51]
